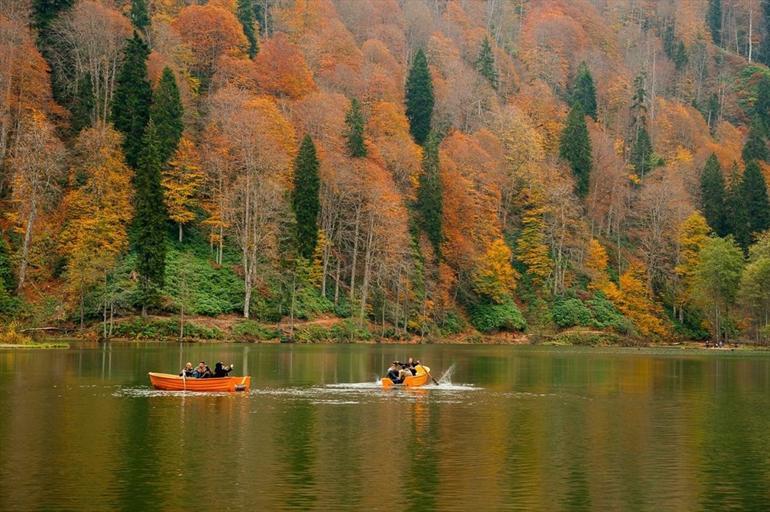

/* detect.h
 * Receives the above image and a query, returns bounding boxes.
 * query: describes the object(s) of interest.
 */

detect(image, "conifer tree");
[662,23,676,59]
[631,126,654,178]
[754,75,770,133]
[292,135,321,260]
[707,0,722,46]
[149,67,184,165]
[417,132,442,258]
[707,93,720,132]
[571,62,597,120]
[0,237,14,292]
[741,118,769,163]
[237,0,259,58]
[111,32,152,169]
[71,74,94,134]
[700,153,728,236]
[133,121,167,314]
[130,0,150,32]
[32,0,74,34]
[725,164,751,250]
[559,104,592,198]
[475,37,498,90]
[760,1,770,66]
[405,49,434,146]
[742,160,770,235]
[345,98,366,158]
[673,41,688,70]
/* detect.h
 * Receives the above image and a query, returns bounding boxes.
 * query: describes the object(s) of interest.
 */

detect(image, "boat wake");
[114,387,241,398]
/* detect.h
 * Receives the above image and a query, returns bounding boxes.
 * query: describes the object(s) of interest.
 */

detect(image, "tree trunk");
[178,223,183,243]
[18,209,35,290]
[349,205,361,301]
[359,214,375,325]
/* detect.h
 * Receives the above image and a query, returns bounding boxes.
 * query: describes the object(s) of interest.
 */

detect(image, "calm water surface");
[1,343,769,511]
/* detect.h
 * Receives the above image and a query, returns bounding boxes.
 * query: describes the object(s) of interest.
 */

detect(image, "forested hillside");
[2,0,770,343]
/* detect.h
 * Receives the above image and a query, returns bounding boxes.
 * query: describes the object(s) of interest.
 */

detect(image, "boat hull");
[148,372,251,392]
[382,368,431,389]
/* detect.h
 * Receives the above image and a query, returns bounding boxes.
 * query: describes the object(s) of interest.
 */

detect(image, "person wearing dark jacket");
[193,361,212,378]
[179,362,194,377]
[214,362,233,378]
[387,361,403,384]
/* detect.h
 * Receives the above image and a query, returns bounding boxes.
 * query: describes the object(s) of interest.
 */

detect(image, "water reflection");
[0,344,769,510]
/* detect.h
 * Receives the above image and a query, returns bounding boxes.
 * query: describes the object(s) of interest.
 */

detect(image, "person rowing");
[387,361,404,384]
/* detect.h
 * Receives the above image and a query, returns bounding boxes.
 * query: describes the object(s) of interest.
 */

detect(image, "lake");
[0,343,769,511]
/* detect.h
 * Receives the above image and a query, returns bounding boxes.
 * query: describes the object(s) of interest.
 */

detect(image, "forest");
[1,0,770,344]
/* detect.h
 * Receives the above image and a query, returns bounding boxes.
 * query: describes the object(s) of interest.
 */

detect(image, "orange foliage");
[173,4,246,74]
[253,33,316,99]
[367,102,422,194]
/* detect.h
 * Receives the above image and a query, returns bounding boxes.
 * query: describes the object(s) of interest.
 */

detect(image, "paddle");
[422,365,439,386]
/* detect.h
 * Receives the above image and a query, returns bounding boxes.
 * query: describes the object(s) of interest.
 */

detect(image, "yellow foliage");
[515,187,551,287]
[604,263,669,339]
[472,239,518,303]
[585,238,609,288]
[675,212,710,307]
[163,138,204,230]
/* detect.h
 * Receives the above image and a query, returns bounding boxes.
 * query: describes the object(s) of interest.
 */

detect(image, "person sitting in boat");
[387,361,404,384]
[193,361,212,378]
[214,362,234,378]
[406,357,417,376]
[179,362,194,377]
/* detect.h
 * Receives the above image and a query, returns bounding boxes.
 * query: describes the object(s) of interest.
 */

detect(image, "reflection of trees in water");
[280,402,317,510]
[405,396,440,508]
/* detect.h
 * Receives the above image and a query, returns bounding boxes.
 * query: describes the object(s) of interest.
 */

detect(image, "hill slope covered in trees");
[2,0,770,344]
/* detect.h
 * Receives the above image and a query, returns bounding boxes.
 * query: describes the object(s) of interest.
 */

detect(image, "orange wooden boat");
[148,372,251,392]
[381,366,431,389]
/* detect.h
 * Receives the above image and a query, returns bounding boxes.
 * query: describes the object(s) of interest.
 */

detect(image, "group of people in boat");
[179,361,234,379]
[386,357,426,384]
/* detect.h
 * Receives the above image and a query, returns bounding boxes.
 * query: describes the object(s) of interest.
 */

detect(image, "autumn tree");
[237,0,259,58]
[405,48,434,146]
[475,37,498,90]
[472,238,517,303]
[742,118,768,163]
[742,160,770,235]
[8,112,65,289]
[700,153,727,236]
[417,132,442,259]
[739,247,770,342]
[253,33,316,99]
[571,62,597,120]
[293,135,321,260]
[707,0,722,46]
[559,103,592,198]
[605,263,669,338]
[149,67,183,165]
[133,121,167,314]
[345,98,366,158]
[515,187,552,288]
[163,138,204,242]
[111,32,152,169]
[61,125,133,328]
[691,236,744,343]
[674,212,710,318]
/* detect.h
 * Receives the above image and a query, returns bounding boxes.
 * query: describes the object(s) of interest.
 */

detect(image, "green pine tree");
[700,153,728,236]
[111,32,152,169]
[237,0,259,58]
[559,103,592,198]
[133,121,168,314]
[32,0,74,34]
[130,0,150,31]
[571,62,598,120]
[754,75,770,134]
[292,135,321,260]
[725,164,751,250]
[149,67,184,165]
[760,1,770,66]
[417,132,443,258]
[742,160,770,236]
[71,74,94,134]
[707,92,720,132]
[741,118,769,164]
[345,98,367,158]
[631,126,654,178]
[707,0,722,46]
[475,37,498,90]
[673,41,688,70]
[0,237,14,292]
[662,23,676,58]
[405,49,434,146]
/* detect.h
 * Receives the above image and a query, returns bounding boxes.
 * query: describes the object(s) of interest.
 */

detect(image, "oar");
[424,366,439,386]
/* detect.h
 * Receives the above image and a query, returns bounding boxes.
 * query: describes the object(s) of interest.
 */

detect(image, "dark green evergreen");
[130,0,150,31]
[662,23,676,59]
[133,121,167,313]
[417,132,443,258]
[707,0,722,46]
[111,32,152,169]
[707,92,720,132]
[700,153,728,236]
[292,135,321,260]
[571,62,598,120]
[741,118,769,163]
[345,98,367,158]
[237,0,259,58]
[673,41,688,70]
[475,37,498,90]
[149,67,184,165]
[71,74,95,134]
[754,74,770,134]
[254,1,271,37]
[631,126,654,178]
[742,160,770,235]
[760,1,770,66]
[725,164,751,250]
[32,0,74,34]
[0,237,14,292]
[405,49,434,146]
[559,104,592,198]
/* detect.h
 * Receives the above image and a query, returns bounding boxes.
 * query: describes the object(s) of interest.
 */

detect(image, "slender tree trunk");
[359,214,375,325]
[18,208,35,290]
[178,223,183,243]
[349,204,361,301]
